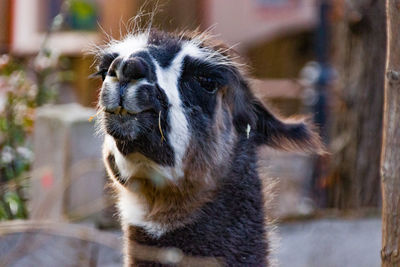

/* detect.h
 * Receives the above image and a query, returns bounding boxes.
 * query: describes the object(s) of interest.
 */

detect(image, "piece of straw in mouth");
[88,109,103,122]
[159,110,165,143]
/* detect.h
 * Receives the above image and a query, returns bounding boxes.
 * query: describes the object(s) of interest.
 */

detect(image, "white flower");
[1,146,15,164]
[16,146,33,162]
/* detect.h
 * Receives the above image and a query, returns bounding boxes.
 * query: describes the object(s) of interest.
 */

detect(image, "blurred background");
[0,0,384,266]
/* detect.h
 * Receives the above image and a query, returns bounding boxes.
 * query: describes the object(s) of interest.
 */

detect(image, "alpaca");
[94,29,324,266]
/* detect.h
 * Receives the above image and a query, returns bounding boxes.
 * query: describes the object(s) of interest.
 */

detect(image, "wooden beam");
[251,79,303,100]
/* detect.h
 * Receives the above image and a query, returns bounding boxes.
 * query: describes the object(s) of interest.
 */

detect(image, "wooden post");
[381,0,400,266]
[328,0,385,209]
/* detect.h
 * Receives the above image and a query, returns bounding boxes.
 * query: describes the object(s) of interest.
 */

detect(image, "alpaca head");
[94,29,324,187]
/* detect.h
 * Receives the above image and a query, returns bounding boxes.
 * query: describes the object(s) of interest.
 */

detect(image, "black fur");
[148,31,182,68]
[129,51,157,80]
[132,138,268,266]
[120,57,152,84]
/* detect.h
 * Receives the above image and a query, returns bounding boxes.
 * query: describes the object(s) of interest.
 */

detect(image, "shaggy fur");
[94,29,324,266]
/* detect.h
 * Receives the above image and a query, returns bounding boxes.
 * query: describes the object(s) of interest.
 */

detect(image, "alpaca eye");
[108,69,117,78]
[196,76,218,93]
[93,68,117,81]
[94,69,108,81]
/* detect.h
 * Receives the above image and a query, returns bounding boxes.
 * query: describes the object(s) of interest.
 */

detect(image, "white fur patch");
[107,33,149,58]
[104,135,168,237]
[101,76,120,110]
[104,135,178,182]
[153,42,205,179]
[104,135,137,180]
[121,80,152,113]
[117,187,167,238]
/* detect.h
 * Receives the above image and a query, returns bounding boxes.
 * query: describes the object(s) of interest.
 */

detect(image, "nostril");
[121,57,149,82]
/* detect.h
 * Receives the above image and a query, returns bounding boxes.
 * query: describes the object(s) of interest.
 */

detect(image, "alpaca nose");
[117,57,151,101]
[102,56,158,115]
[119,57,150,85]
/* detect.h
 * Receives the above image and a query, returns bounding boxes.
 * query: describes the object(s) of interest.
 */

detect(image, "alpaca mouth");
[104,106,153,116]
[103,108,158,141]
[103,107,174,164]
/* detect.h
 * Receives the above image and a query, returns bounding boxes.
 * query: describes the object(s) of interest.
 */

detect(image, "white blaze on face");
[154,42,204,179]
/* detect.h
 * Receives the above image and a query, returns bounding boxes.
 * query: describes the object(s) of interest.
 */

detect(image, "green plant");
[0,0,77,220]
[0,51,61,220]
[0,55,34,219]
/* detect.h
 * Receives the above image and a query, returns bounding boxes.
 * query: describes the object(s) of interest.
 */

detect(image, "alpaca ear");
[227,72,325,154]
[251,100,325,154]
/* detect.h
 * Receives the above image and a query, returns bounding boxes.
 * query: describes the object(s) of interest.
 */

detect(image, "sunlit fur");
[94,27,324,266]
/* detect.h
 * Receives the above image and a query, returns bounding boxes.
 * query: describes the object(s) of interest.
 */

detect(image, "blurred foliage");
[0,0,74,221]
[0,51,61,220]
[68,0,98,31]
